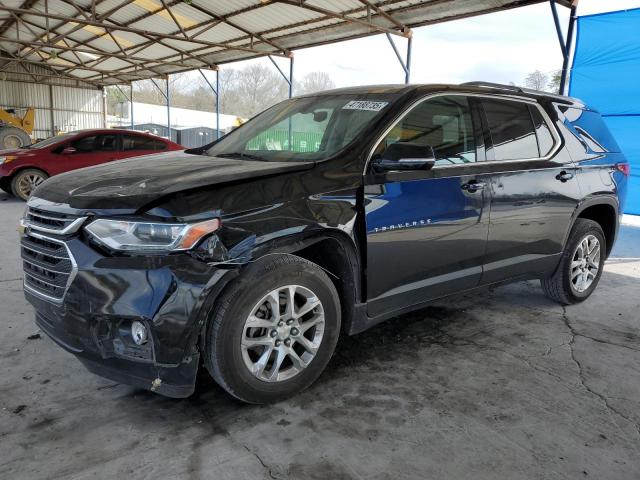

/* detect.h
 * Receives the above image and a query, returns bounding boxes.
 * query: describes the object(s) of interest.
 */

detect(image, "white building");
[109,101,243,132]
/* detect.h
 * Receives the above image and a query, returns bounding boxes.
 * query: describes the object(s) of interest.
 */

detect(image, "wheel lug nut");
[275,340,281,347]
[278,321,284,327]
[284,338,291,347]
[286,319,293,325]
[270,330,277,338]
[290,328,299,336]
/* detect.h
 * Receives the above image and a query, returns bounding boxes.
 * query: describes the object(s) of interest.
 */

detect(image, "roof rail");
[461,81,582,105]
[461,81,529,93]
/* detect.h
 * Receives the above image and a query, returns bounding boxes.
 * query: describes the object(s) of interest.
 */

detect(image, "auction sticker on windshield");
[342,100,389,111]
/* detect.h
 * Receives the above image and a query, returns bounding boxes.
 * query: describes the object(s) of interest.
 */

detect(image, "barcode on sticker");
[342,100,389,112]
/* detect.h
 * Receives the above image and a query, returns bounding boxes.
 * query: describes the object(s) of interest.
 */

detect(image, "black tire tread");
[203,254,340,403]
[541,218,605,305]
[0,125,31,149]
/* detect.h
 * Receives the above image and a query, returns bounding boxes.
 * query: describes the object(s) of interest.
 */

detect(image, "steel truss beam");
[0,5,288,58]
[0,0,570,88]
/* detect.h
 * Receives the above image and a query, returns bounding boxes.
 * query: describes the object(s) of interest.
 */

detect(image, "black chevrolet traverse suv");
[20,83,629,403]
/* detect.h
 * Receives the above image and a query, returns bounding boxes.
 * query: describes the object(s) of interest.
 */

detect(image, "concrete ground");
[1,191,639,480]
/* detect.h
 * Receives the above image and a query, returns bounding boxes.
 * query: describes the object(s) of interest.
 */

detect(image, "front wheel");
[0,178,12,195]
[203,254,341,404]
[541,218,606,304]
[10,168,49,201]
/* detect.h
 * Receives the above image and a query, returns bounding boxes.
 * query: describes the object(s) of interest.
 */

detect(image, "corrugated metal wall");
[0,63,104,140]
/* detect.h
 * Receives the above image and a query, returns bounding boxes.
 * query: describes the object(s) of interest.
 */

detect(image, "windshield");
[27,132,78,149]
[206,93,398,162]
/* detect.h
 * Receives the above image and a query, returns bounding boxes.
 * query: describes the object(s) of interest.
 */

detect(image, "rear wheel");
[541,218,605,304]
[10,168,49,201]
[203,254,341,404]
[0,126,31,149]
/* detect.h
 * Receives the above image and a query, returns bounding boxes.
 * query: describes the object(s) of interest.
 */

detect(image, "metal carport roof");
[0,0,572,87]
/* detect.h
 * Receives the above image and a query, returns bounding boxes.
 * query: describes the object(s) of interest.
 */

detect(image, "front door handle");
[461,181,485,192]
[556,171,574,183]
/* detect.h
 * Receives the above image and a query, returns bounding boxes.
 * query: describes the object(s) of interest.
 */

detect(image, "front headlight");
[0,155,16,165]
[85,218,221,252]
[0,156,6,164]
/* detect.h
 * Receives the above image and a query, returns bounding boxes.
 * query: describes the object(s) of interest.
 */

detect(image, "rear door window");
[122,134,167,151]
[482,100,539,160]
[95,135,117,151]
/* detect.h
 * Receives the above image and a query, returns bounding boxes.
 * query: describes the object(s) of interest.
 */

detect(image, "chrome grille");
[21,232,75,302]
[24,207,86,235]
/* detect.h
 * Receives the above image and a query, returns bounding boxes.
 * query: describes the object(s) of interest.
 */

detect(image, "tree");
[548,70,562,94]
[524,70,548,91]
[297,72,336,95]
[105,86,128,115]
[108,66,336,120]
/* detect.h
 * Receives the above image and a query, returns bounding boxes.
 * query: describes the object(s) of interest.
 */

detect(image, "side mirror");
[62,146,77,155]
[373,143,436,172]
[312,110,328,122]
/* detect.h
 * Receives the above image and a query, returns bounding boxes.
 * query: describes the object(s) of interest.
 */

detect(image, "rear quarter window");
[530,106,555,156]
[561,107,621,153]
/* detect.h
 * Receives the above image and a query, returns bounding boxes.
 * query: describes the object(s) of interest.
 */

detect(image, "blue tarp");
[569,8,640,214]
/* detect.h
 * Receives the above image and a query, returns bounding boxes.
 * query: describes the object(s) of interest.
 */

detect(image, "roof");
[302,82,584,106]
[0,0,571,88]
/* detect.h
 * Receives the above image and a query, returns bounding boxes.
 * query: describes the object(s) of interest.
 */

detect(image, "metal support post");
[198,68,221,140]
[268,54,293,97]
[560,3,578,95]
[386,32,412,84]
[550,0,567,59]
[550,0,578,95]
[114,84,133,129]
[166,75,171,138]
[289,55,294,98]
[130,83,134,129]
[150,77,170,138]
[216,69,220,139]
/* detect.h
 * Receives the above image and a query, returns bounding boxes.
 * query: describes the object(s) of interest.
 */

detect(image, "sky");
[227,0,640,89]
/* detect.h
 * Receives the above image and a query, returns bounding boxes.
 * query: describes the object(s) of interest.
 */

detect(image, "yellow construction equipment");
[0,107,34,149]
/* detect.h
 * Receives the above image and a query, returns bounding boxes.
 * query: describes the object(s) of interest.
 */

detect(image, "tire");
[10,168,49,201]
[541,218,606,305]
[0,126,31,149]
[0,178,12,195]
[203,254,341,404]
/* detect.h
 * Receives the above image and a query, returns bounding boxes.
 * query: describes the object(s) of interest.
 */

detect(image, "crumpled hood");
[33,150,313,211]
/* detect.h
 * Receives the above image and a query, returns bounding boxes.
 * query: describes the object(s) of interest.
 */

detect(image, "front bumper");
[23,234,237,398]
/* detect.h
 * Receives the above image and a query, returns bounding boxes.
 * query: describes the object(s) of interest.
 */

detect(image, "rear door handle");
[461,181,485,192]
[556,171,574,183]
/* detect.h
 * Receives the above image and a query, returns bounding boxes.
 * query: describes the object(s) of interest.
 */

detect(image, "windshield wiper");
[215,152,264,161]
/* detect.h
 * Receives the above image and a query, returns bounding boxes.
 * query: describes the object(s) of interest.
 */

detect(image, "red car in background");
[0,129,183,200]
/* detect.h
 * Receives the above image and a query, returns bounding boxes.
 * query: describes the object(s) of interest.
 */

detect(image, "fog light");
[131,321,148,345]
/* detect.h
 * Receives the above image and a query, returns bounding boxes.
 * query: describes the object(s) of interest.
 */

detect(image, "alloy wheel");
[17,172,45,199]
[241,285,325,382]
[570,234,601,293]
